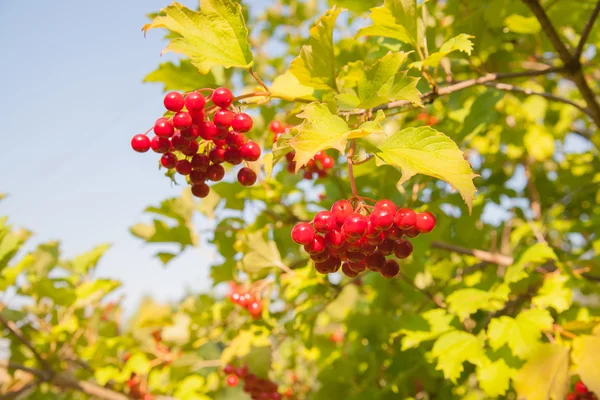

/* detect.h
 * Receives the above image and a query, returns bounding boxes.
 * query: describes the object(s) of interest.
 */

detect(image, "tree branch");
[0,379,40,400]
[431,241,513,266]
[574,0,600,60]
[522,0,600,127]
[483,82,592,117]
[0,314,51,371]
[0,361,130,400]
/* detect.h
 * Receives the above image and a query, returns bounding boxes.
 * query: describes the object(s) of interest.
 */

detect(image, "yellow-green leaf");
[487,309,553,359]
[240,232,282,274]
[532,274,572,313]
[572,335,600,394]
[144,60,216,91]
[431,331,486,383]
[358,0,418,45]
[290,7,343,90]
[505,14,541,34]
[524,125,555,162]
[270,70,315,101]
[513,343,569,400]
[477,359,516,397]
[143,1,253,74]
[348,110,386,139]
[422,34,474,68]
[376,126,478,212]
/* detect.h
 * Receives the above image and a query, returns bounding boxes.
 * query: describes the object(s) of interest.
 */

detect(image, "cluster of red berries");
[228,282,264,319]
[223,364,290,399]
[416,112,439,126]
[125,372,153,400]
[131,88,262,198]
[291,199,436,278]
[270,121,334,179]
[567,381,597,400]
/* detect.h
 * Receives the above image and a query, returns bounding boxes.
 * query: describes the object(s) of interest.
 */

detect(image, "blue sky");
[0,0,220,312]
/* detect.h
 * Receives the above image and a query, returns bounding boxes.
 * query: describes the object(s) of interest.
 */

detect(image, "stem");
[574,0,600,60]
[248,68,270,93]
[347,140,358,196]
[0,314,51,371]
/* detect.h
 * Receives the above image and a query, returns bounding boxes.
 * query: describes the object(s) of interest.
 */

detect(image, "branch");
[0,314,51,371]
[574,0,600,60]
[522,0,600,127]
[0,380,40,400]
[484,82,593,117]
[431,241,513,266]
[0,361,130,400]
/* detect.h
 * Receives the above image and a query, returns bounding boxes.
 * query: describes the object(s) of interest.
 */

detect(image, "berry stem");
[347,139,359,197]
[248,68,270,93]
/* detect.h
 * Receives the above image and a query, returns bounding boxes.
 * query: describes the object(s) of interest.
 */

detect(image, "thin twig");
[0,314,51,371]
[347,140,359,196]
[248,68,270,93]
[431,241,514,266]
[574,0,600,60]
[0,380,40,400]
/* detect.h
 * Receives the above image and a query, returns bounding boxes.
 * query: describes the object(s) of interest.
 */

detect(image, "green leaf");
[505,14,541,34]
[572,335,600,395]
[476,359,515,397]
[505,243,558,284]
[0,254,34,290]
[95,366,121,386]
[347,110,386,139]
[220,327,271,372]
[376,126,478,212]
[270,70,315,101]
[431,331,486,383]
[395,309,455,350]
[532,274,572,313]
[290,7,343,91]
[421,34,474,68]
[487,309,553,359]
[358,0,418,45]
[74,279,120,308]
[329,0,378,13]
[143,1,253,74]
[513,344,569,400]
[156,251,177,265]
[524,126,555,162]
[144,60,216,92]
[240,232,282,274]
[64,243,111,275]
[446,288,506,321]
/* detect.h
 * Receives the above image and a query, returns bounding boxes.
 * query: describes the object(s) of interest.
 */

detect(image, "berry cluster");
[416,112,439,126]
[131,88,261,198]
[126,373,153,400]
[270,121,334,179]
[223,364,290,399]
[567,381,597,400]
[228,282,264,319]
[291,199,436,278]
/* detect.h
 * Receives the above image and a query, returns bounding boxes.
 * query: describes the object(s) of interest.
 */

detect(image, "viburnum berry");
[184,91,206,111]
[240,141,261,161]
[342,262,359,277]
[207,164,225,181]
[324,229,345,248]
[304,235,326,254]
[237,167,257,186]
[175,160,192,176]
[154,117,174,138]
[226,375,239,387]
[269,120,285,134]
[331,200,353,226]
[182,140,199,156]
[213,109,234,128]
[212,87,233,108]
[375,199,396,213]
[131,134,150,153]
[191,154,209,171]
[160,152,177,169]
[224,147,243,165]
[380,259,400,278]
[163,92,184,112]
[395,208,417,230]
[314,211,336,233]
[370,208,394,231]
[394,239,413,259]
[291,222,315,245]
[365,251,385,271]
[181,126,199,140]
[415,211,436,233]
[343,213,368,238]
[172,111,192,130]
[223,364,235,375]
[231,113,253,132]
[170,131,189,152]
[248,300,263,318]
[575,381,589,394]
[226,131,246,148]
[200,121,218,140]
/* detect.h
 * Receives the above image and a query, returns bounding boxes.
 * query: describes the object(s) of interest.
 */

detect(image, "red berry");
[175,160,192,175]
[239,293,255,307]
[212,87,233,108]
[240,141,261,161]
[320,155,334,169]
[405,227,420,238]
[154,117,174,138]
[184,91,206,111]
[311,251,330,263]
[160,152,177,169]
[131,134,150,153]
[315,257,341,274]
[189,109,205,125]
[238,167,257,186]
[181,126,200,140]
[291,222,315,245]
[224,147,243,165]
[343,213,368,238]
[226,375,239,387]
[324,229,345,248]
[207,164,225,181]
[365,251,385,271]
[223,364,235,375]
[190,170,207,184]
[150,136,171,153]
[200,121,218,140]
[566,393,577,400]
[226,131,246,148]
[191,154,210,171]
[171,131,190,151]
[415,211,436,233]
[387,226,403,240]
[313,211,337,233]
[394,239,413,259]
[173,112,192,130]
[378,239,396,256]
[235,366,248,379]
[380,259,400,278]
[248,300,263,317]
[370,208,395,231]
[304,235,326,254]
[395,208,417,230]
[575,381,589,394]
[164,92,184,112]
[191,183,210,198]
[342,262,359,277]
[284,388,293,398]
[214,109,234,128]
[331,200,353,226]
[348,261,366,273]
[232,113,253,132]
[209,148,226,164]
[374,200,396,214]
[269,120,285,134]
[182,140,199,156]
